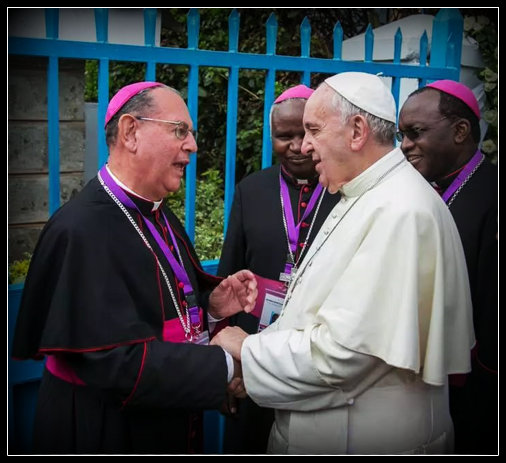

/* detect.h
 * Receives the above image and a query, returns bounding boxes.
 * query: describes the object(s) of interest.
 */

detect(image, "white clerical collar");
[341,148,406,198]
[105,165,163,212]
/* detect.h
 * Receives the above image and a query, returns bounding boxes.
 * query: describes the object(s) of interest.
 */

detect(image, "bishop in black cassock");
[12,82,257,454]
[399,80,498,455]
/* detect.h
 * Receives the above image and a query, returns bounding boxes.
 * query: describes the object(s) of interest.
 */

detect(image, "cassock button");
[178,282,185,289]
[301,221,309,228]
[299,242,305,248]
[300,202,307,208]
[303,186,310,193]
[332,213,338,219]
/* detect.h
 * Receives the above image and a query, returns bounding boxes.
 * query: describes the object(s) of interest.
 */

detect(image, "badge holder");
[250,274,287,333]
[184,292,210,344]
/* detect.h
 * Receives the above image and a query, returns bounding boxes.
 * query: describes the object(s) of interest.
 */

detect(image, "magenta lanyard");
[279,172,323,254]
[441,150,484,203]
[99,166,200,325]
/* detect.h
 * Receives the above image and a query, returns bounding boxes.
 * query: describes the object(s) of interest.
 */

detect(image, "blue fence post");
[45,8,60,216]
[300,17,311,85]
[418,31,429,88]
[391,27,402,120]
[185,8,200,243]
[333,21,343,61]
[224,9,240,235]
[430,8,463,82]
[261,13,277,169]
[364,24,374,63]
[144,8,158,81]
[95,8,109,169]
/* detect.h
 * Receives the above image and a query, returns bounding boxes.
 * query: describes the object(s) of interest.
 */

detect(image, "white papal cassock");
[241,148,475,455]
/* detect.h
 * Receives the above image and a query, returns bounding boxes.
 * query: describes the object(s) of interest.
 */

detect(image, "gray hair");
[329,90,396,146]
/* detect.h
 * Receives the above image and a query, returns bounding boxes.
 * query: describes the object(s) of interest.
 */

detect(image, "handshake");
[210,326,250,414]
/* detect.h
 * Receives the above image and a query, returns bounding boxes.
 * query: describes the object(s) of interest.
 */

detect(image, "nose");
[399,135,415,154]
[289,135,304,154]
[301,134,312,156]
[185,132,198,153]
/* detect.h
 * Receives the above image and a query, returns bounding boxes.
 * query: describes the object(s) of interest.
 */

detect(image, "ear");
[117,114,139,152]
[453,118,471,144]
[349,115,368,151]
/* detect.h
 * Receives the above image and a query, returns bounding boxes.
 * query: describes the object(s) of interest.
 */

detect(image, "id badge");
[191,329,210,345]
[250,274,287,333]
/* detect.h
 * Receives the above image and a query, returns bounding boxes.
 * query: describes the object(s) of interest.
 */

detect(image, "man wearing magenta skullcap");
[212,72,475,454]
[217,84,341,453]
[399,80,498,454]
[12,82,258,454]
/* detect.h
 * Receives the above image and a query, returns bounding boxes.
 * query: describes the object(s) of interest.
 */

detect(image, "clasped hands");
[207,270,255,406]
[211,326,250,412]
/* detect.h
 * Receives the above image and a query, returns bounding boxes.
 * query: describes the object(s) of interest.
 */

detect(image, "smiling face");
[398,89,460,182]
[129,88,198,199]
[271,98,316,179]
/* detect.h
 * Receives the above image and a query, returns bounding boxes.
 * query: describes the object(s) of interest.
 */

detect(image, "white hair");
[327,86,396,145]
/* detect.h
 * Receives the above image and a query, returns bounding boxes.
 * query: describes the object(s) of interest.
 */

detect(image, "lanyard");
[441,150,484,204]
[279,172,325,283]
[98,166,201,331]
[279,173,323,254]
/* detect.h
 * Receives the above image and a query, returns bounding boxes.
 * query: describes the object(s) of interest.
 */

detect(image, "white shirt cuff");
[207,312,224,334]
[222,348,234,383]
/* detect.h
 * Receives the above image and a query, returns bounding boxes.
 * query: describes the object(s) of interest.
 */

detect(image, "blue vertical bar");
[333,21,343,61]
[46,9,60,215]
[419,31,429,88]
[224,71,239,233]
[144,8,157,46]
[300,17,311,85]
[364,24,374,63]
[430,8,463,81]
[144,8,157,81]
[224,10,240,236]
[185,8,200,243]
[261,13,277,169]
[95,9,109,168]
[45,9,59,39]
[391,28,402,121]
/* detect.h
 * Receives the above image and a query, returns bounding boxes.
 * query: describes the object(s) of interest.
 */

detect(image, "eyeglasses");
[135,116,197,141]
[396,116,450,143]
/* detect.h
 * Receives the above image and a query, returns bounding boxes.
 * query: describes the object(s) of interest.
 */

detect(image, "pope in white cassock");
[211,72,475,455]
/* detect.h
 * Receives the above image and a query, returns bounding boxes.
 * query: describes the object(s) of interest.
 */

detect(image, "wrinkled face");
[398,90,457,182]
[133,88,198,198]
[301,85,350,194]
[271,99,316,179]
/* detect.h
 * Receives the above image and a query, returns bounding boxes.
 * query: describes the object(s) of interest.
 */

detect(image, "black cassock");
[12,176,228,454]
[217,165,341,454]
[443,158,498,455]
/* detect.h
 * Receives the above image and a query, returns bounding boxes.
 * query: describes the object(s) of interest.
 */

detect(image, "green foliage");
[464,15,498,163]
[166,168,224,260]
[8,253,32,284]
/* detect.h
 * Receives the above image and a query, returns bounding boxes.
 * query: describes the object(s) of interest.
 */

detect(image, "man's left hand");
[208,270,257,319]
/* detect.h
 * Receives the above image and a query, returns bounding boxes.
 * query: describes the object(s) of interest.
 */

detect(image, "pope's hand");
[208,270,257,319]
[210,326,249,361]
